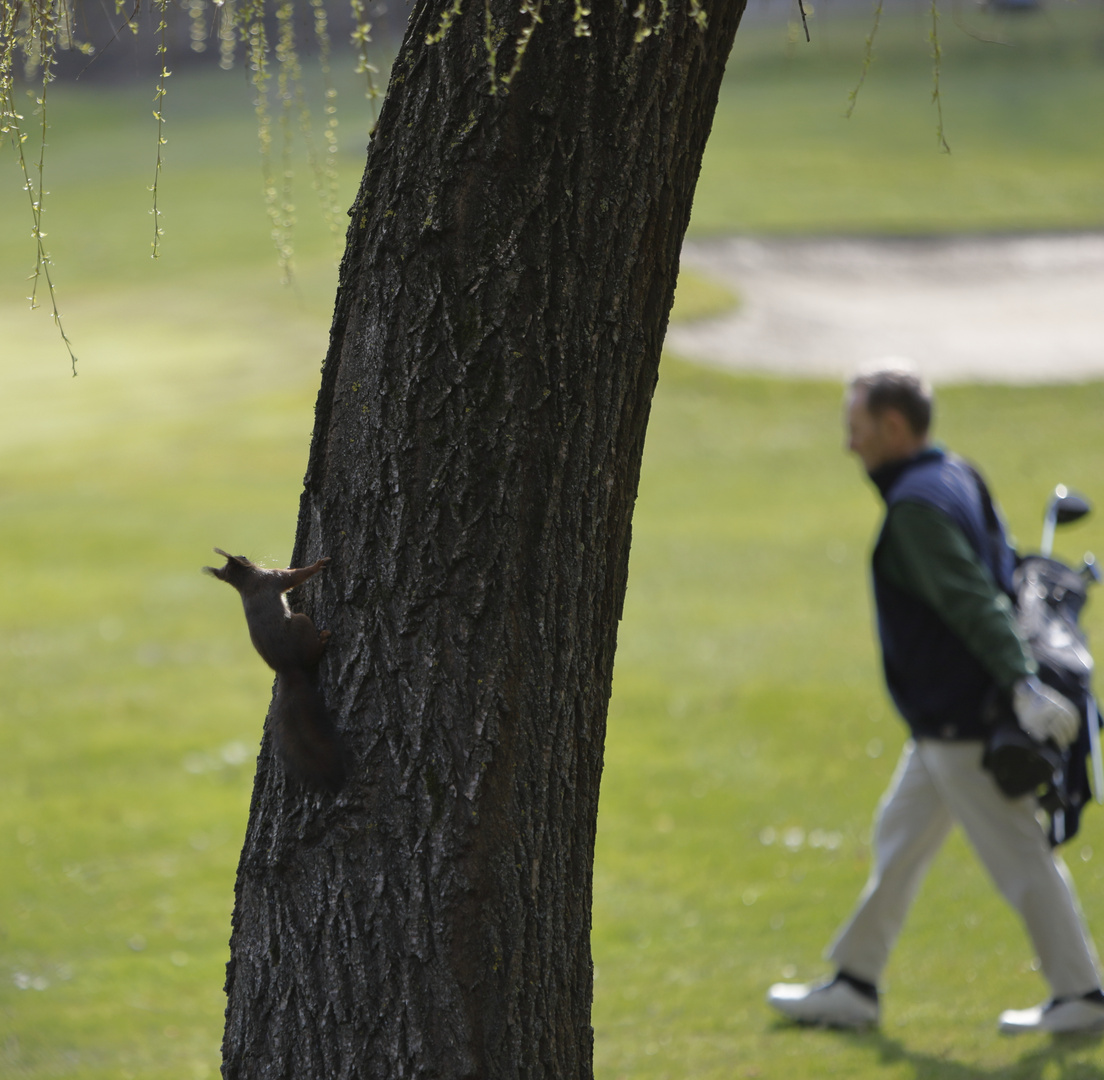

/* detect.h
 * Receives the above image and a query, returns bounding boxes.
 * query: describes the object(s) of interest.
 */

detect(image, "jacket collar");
[868,446,945,502]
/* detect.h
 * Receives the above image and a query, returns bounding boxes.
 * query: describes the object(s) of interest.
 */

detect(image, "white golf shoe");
[766,977,879,1029]
[998,995,1104,1035]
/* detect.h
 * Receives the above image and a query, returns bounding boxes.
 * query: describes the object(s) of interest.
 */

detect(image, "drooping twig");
[796,0,810,43]
[846,0,883,118]
[929,0,951,153]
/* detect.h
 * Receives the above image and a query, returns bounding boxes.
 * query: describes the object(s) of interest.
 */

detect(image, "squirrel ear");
[212,547,252,566]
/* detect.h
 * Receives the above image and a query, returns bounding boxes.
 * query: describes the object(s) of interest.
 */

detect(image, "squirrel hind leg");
[272,672,348,794]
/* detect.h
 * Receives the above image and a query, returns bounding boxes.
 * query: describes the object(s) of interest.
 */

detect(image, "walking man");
[767,367,1104,1033]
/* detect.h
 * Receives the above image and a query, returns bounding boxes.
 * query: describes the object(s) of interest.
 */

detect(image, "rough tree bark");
[222,0,746,1074]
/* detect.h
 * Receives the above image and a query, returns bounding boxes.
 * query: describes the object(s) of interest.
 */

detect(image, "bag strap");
[964,461,1018,602]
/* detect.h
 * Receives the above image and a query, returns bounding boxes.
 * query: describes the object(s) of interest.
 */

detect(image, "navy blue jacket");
[870,448,1017,739]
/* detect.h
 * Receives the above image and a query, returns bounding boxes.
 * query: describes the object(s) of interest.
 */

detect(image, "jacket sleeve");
[875,500,1036,690]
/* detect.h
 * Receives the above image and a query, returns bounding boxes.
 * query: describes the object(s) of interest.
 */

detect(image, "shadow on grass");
[768,1019,1104,1079]
[871,1029,1104,1080]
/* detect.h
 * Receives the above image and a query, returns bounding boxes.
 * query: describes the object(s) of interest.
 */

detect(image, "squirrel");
[204,548,347,794]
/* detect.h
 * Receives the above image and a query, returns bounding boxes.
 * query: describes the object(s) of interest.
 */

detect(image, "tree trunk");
[222,0,745,1074]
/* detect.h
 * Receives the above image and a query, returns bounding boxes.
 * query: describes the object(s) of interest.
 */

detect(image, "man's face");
[846,388,898,473]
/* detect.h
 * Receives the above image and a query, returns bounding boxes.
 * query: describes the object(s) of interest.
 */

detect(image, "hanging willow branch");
[1,0,711,300]
[846,0,952,152]
[0,0,388,365]
[150,0,170,259]
[846,0,882,118]
[1,0,82,372]
[928,0,950,153]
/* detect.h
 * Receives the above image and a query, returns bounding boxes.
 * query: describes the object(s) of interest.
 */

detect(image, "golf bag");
[983,552,1101,845]
[969,473,1101,844]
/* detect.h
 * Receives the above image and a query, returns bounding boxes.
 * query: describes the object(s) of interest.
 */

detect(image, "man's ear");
[880,407,911,444]
[882,407,926,456]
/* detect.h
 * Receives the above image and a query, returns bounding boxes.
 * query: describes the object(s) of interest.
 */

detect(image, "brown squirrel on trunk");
[204,548,347,794]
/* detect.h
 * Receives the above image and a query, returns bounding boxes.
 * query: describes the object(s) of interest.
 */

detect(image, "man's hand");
[1012,676,1080,749]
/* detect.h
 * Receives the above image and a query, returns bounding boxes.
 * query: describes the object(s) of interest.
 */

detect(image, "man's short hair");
[850,366,933,437]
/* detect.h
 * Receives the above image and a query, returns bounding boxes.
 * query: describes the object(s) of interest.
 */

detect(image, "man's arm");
[876,500,1036,690]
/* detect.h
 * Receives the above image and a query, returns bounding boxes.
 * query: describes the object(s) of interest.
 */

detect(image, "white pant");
[828,739,1101,998]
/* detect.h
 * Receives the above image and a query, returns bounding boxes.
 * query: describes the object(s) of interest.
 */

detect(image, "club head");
[1050,485,1092,527]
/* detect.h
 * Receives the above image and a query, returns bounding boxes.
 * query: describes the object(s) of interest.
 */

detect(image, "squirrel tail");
[272,669,348,794]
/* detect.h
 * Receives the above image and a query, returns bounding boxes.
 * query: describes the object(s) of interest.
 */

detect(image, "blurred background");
[1,1,1103,1076]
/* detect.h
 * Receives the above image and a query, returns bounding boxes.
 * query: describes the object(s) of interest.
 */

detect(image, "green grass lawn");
[3,335,1103,1077]
[2,12,1104,1076]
